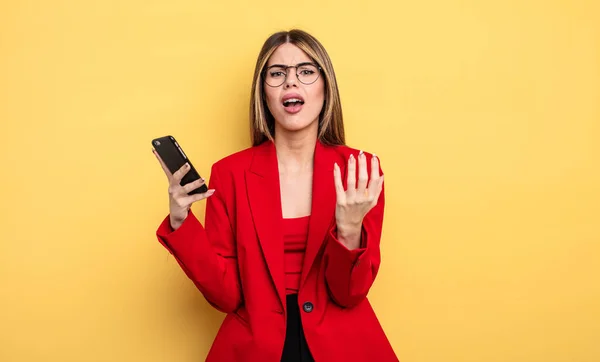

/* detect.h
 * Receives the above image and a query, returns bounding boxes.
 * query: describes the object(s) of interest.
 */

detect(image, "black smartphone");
[151,135,209,195]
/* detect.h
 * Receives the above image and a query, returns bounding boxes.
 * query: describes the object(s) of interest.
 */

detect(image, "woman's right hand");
[153,149,215,230]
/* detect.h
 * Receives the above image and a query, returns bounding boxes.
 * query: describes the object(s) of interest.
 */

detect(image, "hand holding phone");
[152,135,214,229]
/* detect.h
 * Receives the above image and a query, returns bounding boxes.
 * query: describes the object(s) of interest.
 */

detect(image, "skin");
[153,43,384,250]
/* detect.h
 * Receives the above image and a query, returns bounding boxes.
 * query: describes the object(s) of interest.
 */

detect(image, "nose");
[283,66,298,88]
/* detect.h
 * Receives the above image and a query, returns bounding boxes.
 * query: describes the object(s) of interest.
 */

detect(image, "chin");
[275,114,318,133]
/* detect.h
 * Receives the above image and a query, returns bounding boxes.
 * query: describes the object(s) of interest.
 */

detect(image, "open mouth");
[281,93,305,114]
[282,98,305,108]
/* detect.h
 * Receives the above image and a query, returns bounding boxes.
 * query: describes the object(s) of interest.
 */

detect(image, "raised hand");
[333,151,384,250]
[153,149,215,230]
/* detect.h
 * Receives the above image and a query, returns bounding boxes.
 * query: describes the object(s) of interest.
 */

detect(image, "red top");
[282,215,310,295]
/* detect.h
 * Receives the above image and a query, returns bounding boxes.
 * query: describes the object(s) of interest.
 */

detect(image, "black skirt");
[281,294,315,362]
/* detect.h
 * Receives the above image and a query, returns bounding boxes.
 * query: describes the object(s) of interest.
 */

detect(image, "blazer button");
[302,301,314,313]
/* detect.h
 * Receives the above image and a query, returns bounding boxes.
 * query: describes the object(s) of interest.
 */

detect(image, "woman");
[153,29,399,362]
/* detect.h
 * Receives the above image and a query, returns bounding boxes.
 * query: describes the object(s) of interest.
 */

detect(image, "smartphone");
[151,135,208,195]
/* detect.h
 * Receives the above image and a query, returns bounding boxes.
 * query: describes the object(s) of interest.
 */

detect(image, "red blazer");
[156,140,399,362]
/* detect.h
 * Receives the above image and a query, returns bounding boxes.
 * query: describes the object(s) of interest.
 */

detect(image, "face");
[263,43,325,136]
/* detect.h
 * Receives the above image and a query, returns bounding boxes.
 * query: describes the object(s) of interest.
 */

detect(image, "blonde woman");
[153,29,399,362]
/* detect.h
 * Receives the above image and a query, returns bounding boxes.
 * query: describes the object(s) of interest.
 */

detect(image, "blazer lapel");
[245,141,286,310]
[300,141,338,289]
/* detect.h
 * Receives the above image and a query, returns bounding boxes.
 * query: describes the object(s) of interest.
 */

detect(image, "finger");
[174,189,215,209]
[182,178,206,194]
[346,154,356,196]
[370,175,383,207]
[367,154,381,195]
[153,149,172,179]
[371,175,384,206]
[172,162,191,183]
[333,163,346,205]
[188,189,216,204]
[357,150,368,193]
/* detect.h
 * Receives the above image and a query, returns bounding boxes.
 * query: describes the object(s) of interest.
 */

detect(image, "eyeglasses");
[263,62,322,87]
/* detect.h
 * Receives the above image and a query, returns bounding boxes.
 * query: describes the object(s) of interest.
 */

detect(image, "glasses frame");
[262,61,323,87]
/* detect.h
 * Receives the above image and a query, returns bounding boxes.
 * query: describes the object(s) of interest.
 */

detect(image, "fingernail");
[373,153,377,158]
[186,163,190,168]
[359,150,363,156]
[350,154,354,160]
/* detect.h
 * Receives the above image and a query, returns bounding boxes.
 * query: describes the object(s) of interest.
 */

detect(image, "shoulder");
[209,141,271,176]
[323,143,384,179]
[331,144,370,157]
[212,148,252,170]
[326,143,381,164]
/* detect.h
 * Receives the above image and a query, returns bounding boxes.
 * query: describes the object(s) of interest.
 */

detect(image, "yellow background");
[1,0,599,361]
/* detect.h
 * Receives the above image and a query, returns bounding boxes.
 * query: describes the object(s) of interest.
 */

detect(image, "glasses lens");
[265,66,287,87]
[297,64,319,85]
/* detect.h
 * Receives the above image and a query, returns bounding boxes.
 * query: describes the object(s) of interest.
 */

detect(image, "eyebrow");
[266,61,315,68]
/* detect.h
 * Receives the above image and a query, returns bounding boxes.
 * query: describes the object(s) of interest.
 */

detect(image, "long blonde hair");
[249,29,345,146]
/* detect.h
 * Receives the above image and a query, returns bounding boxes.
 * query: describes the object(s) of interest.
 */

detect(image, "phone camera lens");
[154,140,161,146]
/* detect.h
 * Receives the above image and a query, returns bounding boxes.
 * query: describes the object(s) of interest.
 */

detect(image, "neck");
[274,124,318,174]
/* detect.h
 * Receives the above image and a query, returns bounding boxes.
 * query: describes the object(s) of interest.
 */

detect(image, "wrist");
[336,223,362,250]
[170,214,186,231]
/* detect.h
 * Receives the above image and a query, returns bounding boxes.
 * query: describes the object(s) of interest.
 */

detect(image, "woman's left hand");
[333,151,384,250]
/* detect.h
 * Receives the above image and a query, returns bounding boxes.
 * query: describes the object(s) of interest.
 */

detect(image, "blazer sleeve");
[155,163,242,313]
[323,157,385,308]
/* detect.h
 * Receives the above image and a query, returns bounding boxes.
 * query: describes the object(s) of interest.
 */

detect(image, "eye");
[299,69,315,75]
[269,71,285,78]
